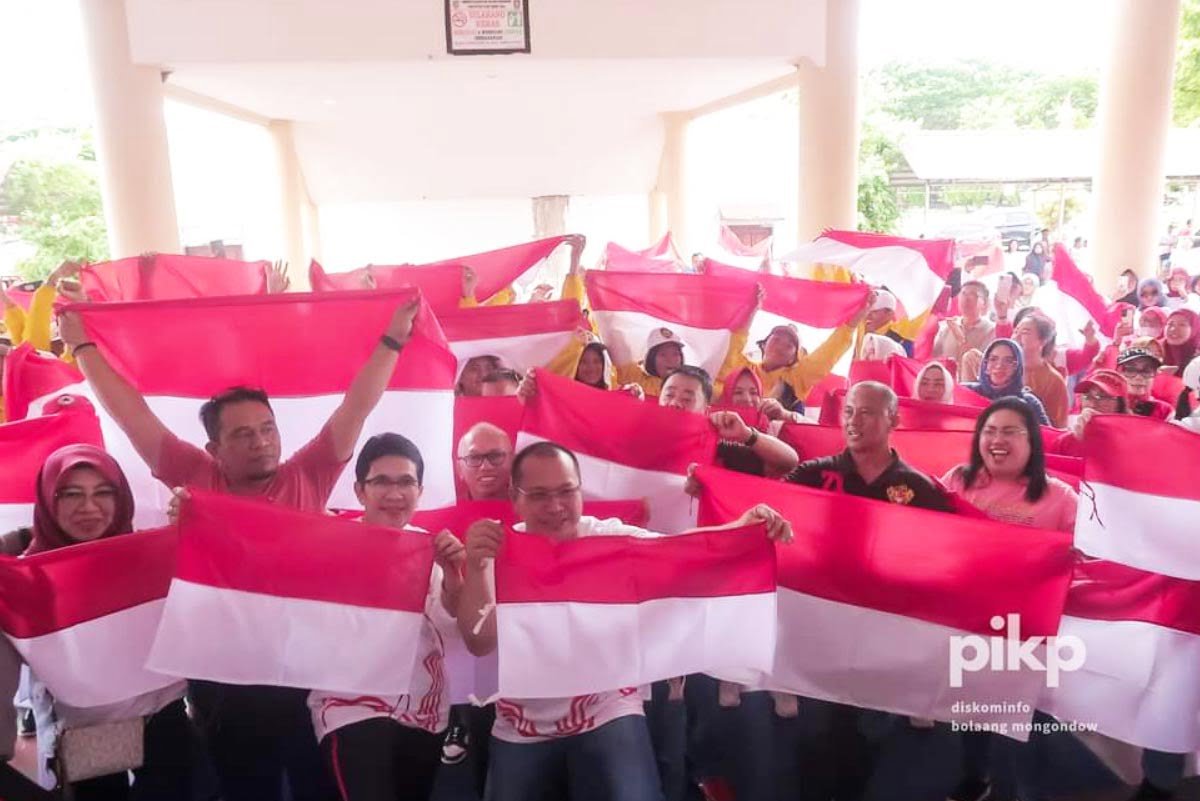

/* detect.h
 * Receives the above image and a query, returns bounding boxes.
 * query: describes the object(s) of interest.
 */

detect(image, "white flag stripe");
[1074,482,1200,581]
[449,331,574,378]
[515,432,694,533]
[761,588,1042,740]
[10,600,179,708]
[781,239,943,315]
[96,391,455,528]
[589,310,733,382]
[497,593,775,699]
[147,580,426,695]
[0,504,35,533]
[1040,616,1200,753]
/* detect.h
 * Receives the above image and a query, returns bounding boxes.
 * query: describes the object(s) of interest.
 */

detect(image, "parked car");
[986,209,1038,251]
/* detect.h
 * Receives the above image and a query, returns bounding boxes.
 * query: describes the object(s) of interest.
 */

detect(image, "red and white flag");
[1074,416,1200,580]
[81,254,268,302]
[781,230,955,317]
[148,490,435,694]
[601,242,680,273]
[518,369,716,533]
[310,236,570,311]
[585,271,758,381]
[412,498,650,536]
[67,289,458,526]
[2,343,86,421]
[695,466,1075,736]
[0,529,180,708]
[438,300,586,378]
[1031,245,1121,349]
[1041,558,1200,753]
[494,524,776,698]
[820,390,983,431]
[0,408,103,531]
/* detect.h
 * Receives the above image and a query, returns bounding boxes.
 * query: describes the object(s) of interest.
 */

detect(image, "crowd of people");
[0,231,1197,801]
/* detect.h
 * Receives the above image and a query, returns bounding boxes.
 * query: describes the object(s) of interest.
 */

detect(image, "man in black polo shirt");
[784,380,952,801]
[787,380,951,511]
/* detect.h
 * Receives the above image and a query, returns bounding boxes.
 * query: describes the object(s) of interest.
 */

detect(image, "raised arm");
[457,519,503,656]
[58,309,172,470]
[709,410,799,477]
[326,298,420,461]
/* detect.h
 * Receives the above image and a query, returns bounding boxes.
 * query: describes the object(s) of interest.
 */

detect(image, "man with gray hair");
[786,381,950,509]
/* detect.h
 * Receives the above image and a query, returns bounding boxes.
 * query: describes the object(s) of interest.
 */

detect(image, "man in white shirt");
[932,280,997,372]
[457,440,790,801]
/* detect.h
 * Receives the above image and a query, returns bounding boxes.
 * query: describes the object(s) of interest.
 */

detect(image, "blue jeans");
[485,714,664,801]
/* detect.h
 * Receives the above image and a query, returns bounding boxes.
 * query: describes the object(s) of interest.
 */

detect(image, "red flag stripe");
[0,528,175,637]
[703,259,870,328]
[1083,415,1200,501]
[436,300,586,341]
[82,255,268,302]
[2,343,85,421]
[495,525,775,605]
[176,490,433,612]
[67,289,458,395]
[584,271,757,329]
[823,230,956,280]
[521,369,716,475]
[1065,558,1200,638]
[0,409,104,503]
[695,466,1074,638]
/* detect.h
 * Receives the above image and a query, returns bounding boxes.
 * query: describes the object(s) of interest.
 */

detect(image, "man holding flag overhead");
[56,297,422,801]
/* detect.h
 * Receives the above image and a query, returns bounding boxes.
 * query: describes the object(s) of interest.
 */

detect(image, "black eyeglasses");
[457,451,509,468]
[362,475,420,490]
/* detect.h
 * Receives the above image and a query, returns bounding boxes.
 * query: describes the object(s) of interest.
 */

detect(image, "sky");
[0,0,1115,130]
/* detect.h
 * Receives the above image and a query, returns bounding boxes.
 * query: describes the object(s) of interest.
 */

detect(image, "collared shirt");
[932,317,997,364]
[786,449,952,512]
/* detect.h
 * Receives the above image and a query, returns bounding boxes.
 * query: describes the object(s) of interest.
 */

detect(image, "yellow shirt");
[720,324,856,401]
[458,286,518,309]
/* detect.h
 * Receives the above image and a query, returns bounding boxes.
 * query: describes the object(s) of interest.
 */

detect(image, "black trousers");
[70,699,195,801]
[320,717,442,801]
[188,681,335,801]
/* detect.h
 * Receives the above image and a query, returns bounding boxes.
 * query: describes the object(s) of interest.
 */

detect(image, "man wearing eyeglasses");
[457,441,791,801]
[309,433,463,801]
[456,423,514,500]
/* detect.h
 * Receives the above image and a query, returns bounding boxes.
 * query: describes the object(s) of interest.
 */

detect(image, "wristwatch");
[743,429,759,448]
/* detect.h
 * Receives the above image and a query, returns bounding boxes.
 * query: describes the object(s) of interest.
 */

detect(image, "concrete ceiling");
[127,0,825,202]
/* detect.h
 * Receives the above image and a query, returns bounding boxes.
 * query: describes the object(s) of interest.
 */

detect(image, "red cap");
[1076,369,1129,399]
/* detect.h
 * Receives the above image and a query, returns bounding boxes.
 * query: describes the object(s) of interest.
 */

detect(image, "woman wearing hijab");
[717,366,806,435]
[942,398,1078,801]
[1023,242,1047,280]
[1162,308,1200,376]
[960,339,1051,425]
[1113,269,1140,306]
[1137,277,1168,309]
[1166,267,1191,308]
[1012,273,1040,312]
[913,361,955,404]
[11,445,193,800]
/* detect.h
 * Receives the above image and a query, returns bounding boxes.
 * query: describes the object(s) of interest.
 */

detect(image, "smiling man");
[456,422,514,500]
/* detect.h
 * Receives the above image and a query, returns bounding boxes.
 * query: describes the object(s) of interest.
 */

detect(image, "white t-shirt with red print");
[308,526,453,739]
[487,516,659,744]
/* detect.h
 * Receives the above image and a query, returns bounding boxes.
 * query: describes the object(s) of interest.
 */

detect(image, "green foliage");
[856,116,906,232]
[1036,194,1083,232]
[1,159,109,280]
[1176,0,1200,126]
[941,185,1005,209]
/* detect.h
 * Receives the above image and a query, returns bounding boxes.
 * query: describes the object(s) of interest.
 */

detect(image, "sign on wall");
[445,0,531,55]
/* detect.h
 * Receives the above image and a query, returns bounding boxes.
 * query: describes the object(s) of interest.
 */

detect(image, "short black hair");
[960,280,989,302]
[511,441,580,488]
[482,368,522,386]
[662,365,713,403]
[199,386,273,442]
[355,432,425,485]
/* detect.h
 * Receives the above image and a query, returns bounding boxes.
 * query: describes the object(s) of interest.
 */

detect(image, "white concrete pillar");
[797,0,860,242]
[652,112,689,254]
[78,0,180,257]
[1090,0,1182,290]
[269,120,319,289]
[532,195,570,288]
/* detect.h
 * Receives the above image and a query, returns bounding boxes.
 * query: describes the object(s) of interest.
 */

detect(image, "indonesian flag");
[886,356,989,407]
[494,524,776,698]
[642,232,677,259]
[703,258,868,377]
[3,285,36,310]
[695,465,1075,736]
[0,408,103,531]
[1029,245,1121,348]
[719,225,772,259]
[585,271,758,381]
[601,242,680,273]
[517,369,716,533]
[779,424,1082,490]
[781,230,955,317]
[438,300,586,378]
[81,254,268,302]
[148,490,435,694]
[819,390,983,430]
[2,343,86,421]
[0,529,180,708]
[1074,416,1200,580]
[67,289,458,527]
[310,236,571,311]
[1040,558,1200,753]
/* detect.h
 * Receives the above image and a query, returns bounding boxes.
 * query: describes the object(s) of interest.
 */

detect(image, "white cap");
[644,327,684,354]
[869,289,898,313]
[860,333,906,362]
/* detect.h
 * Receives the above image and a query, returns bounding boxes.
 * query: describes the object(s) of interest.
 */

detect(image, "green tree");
[857,118,906,232]
[1,159,109,280]
[1176,0,1200,126]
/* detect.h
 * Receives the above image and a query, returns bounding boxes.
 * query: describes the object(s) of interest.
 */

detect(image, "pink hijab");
[26,444,135,555]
